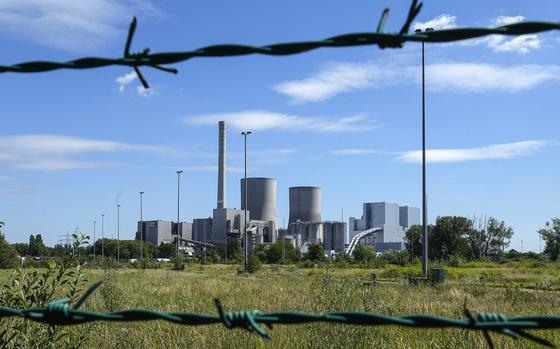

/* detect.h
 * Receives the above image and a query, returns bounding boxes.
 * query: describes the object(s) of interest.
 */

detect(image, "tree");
[304,243,325,262]
[0,223,18,269]
[405,225,423,259]
[430,216,471,260]
[466,216,513,260]
[28,234,36,255]
[538,218,560,260]
[34,234,48,256]
[156,242,175,258]
[352,244,376,263]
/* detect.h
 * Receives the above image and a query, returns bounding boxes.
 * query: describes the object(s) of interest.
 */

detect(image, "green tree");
[0,223,19,269]
[538,218,560,260]
[466,216,513,260]
[156,242,175,258]
[430,216,471,260]
[304,243,325,262]
[34,234,48,256]
[352,244,376,263]
[405,225,424,259]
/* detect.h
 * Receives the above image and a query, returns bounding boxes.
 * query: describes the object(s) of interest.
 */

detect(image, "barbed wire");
[0,281,558,348]
[0,0,558,88]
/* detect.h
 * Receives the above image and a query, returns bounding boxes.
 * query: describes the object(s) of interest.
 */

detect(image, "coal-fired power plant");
[289,186,321,224]
[217,121,226,209]
[241,178,277,223]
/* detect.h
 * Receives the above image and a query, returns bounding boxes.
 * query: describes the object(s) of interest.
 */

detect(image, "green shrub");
[0,233,92,348]
[0,232,18,269]
[247,254,262,273]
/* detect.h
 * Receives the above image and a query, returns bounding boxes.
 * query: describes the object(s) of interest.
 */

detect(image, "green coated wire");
[0,281,559,348]
[0,0,558,89]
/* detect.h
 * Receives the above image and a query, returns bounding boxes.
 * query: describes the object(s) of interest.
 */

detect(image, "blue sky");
[0,0,558,251]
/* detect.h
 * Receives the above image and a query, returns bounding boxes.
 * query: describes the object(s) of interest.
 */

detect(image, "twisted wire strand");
[1,295,559,348]
[0,0,558,90]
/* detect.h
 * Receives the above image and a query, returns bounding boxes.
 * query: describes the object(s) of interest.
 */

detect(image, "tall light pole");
[93,220,96,264]
[101,214,105,260]
[117,204,121,264]
[241,131,252,272]
[176,170,183,260]
[416,27,433,278]
[139,191,144,261]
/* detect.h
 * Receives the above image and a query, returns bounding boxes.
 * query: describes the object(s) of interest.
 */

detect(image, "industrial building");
[349,202,420,252]
[137,220,192,246]
[279,186,346,253]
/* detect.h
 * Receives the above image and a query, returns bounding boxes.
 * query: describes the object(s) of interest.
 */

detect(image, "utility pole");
[241,131,252,272]
[176,170,183,260]
[101,214,105,260]
[117,204,121,264]
[139,191,144,261]
[93,220,96,264]
[416,27,433,278]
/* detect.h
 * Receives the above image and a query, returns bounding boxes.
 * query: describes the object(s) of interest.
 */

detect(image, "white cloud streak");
[0,134,163,170]
[396,141,550,163]
[0,0,160,52]
[116,71,159,97]
[187,110,377,133]
[414,14,458,30]
[330,149,387,156]
[274,62,560,102]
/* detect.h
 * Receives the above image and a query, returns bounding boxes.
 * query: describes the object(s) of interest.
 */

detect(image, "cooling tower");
[241,178,277,222]
[217,121,226,209]
[289,186,321,224]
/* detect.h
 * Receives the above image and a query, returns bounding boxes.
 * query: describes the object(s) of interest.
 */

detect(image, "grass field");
[2,263,560,348]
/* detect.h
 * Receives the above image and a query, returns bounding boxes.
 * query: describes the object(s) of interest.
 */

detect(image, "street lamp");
[139,191,144,261]
[93,220,96,264]
[101,214,105,260]
[415,27,433,278]
[176,170,183,260]
[117,204,121,264]
[241,131,252,272]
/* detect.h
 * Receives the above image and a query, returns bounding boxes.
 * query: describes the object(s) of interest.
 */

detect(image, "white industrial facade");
[349,202,420,252]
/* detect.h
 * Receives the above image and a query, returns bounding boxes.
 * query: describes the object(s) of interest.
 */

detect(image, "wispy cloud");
[0,134,164,170]
[0,0,161,52]
[395,140,551,163]
[116,71,159,97]
[330,149,387,156]
[178,165,243,173]
[414,14,457,30]
[274,62,560,102]
[415,14,541,54]
[187,110,377,133]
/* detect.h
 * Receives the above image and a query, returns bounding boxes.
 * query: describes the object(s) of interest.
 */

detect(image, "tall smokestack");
[217,121,226,209]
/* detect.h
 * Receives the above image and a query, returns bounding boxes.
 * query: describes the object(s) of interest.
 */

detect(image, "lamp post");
[139,191,144,261]
[101,214,105,260]
[176,170,183,260]
[117,204,121,264]
[241,131,252,272]
[415,27,433,278]
[93,220,96,264]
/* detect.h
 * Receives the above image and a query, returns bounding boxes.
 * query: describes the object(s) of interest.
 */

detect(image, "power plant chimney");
[217,121,226,209]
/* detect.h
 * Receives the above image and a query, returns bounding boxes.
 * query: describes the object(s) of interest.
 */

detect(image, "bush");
[247,254,262,273]
[0,232,18,269]
[0,233,92,347]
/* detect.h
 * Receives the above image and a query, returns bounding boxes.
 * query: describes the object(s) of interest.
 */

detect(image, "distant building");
[138,220,191,246]
[211,208,247,245]
[349,202,420,252]
[279,221,346,252]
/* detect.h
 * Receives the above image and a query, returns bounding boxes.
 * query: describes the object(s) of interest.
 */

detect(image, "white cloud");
[330,149,386,156]
[0,134,163,170]
[395,140,550,163]
[491,34,541,54]
[116,71,137,93]
[425,63,560,92]
[273,63,397,103]
[492,16,525,26]
[414,14,457,30]
[178,165,243,173]
[274,61,560,102]
[0,0,160,52]
[115,71,159,97]
[187,110,377,133]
